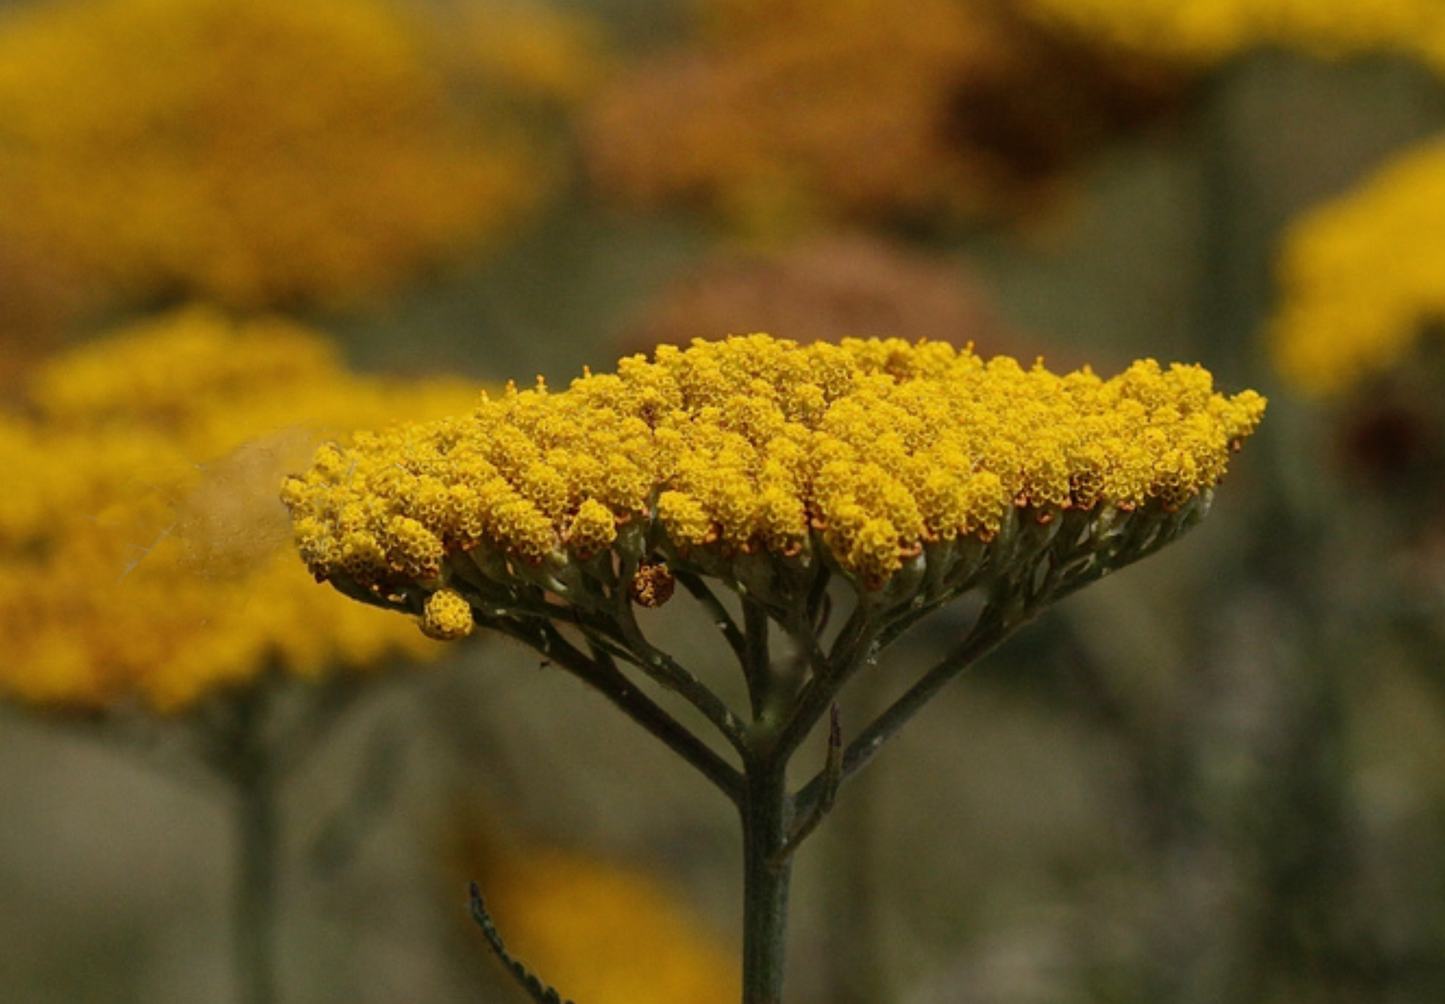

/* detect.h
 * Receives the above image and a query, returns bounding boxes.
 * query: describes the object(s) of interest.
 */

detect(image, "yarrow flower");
[0,306,479,713]
[284,333,1262,1003]
[1270,137,1445,396]
[0,0,591,310]
[285,335,1263,625]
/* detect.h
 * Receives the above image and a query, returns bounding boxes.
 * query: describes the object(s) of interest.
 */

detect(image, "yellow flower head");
[1271,136,1445,396]
[285,335,1264,635]
[0,0,589,309]
[421,588,475,641]
[0,307,481,714]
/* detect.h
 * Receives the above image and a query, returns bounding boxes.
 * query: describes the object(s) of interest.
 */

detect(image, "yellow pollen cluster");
[284,335,1265,600]
[1270,136,1445,396]
[567,497,620,558]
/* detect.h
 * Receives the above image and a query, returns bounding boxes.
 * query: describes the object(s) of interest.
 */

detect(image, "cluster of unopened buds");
[285,334,1262,645]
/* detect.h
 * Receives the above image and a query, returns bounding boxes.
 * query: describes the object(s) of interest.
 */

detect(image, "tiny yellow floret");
[567,498,619,557]
[420,588,475,640]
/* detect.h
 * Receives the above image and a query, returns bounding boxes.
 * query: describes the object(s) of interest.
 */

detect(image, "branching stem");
[676,570,748,664]
[794,602,1020,821]
[743,603,773,719]
[611,590,751,753]
[500,618,745,805]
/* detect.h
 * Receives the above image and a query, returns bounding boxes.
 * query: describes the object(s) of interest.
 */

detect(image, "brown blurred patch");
[0,236,90,399]
[936,1,1186,192]
[626,234,1023,357]
[581,0,1187,233]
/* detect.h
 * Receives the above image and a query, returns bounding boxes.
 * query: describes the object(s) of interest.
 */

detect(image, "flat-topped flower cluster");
[283,335,1264,639]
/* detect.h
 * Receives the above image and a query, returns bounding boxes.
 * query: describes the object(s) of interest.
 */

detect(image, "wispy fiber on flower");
[284,334,1264,633]
[580,0,1182,235]
[1270,137,1445,396]
[0,307,479,713]
[0,0,590,311]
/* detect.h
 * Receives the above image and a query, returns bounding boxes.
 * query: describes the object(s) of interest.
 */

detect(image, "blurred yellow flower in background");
[0,0,598,313]
[1270,137,1445,396]
[1018,0,1445,68]
[0,306,480,713]
[468,841,737,1004]
[436,0,612,112]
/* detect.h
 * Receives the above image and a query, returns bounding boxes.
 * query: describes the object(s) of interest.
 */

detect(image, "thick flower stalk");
[284,334,1264,1004]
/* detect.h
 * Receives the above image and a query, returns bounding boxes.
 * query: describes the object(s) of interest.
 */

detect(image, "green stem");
[227,696,280,1004]
[609,596,751,751]
[512,619,745,803]
[743,603,773,719]
[236,764,279,1004]
[773,614,881,762]
[740,759,793,1004]
[794,602,1017,820]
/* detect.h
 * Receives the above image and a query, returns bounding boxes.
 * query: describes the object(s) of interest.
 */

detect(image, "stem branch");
[676,570,748,665]
[611,596,750,753]
[504,619,745,805]
[794,603,1020,819]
